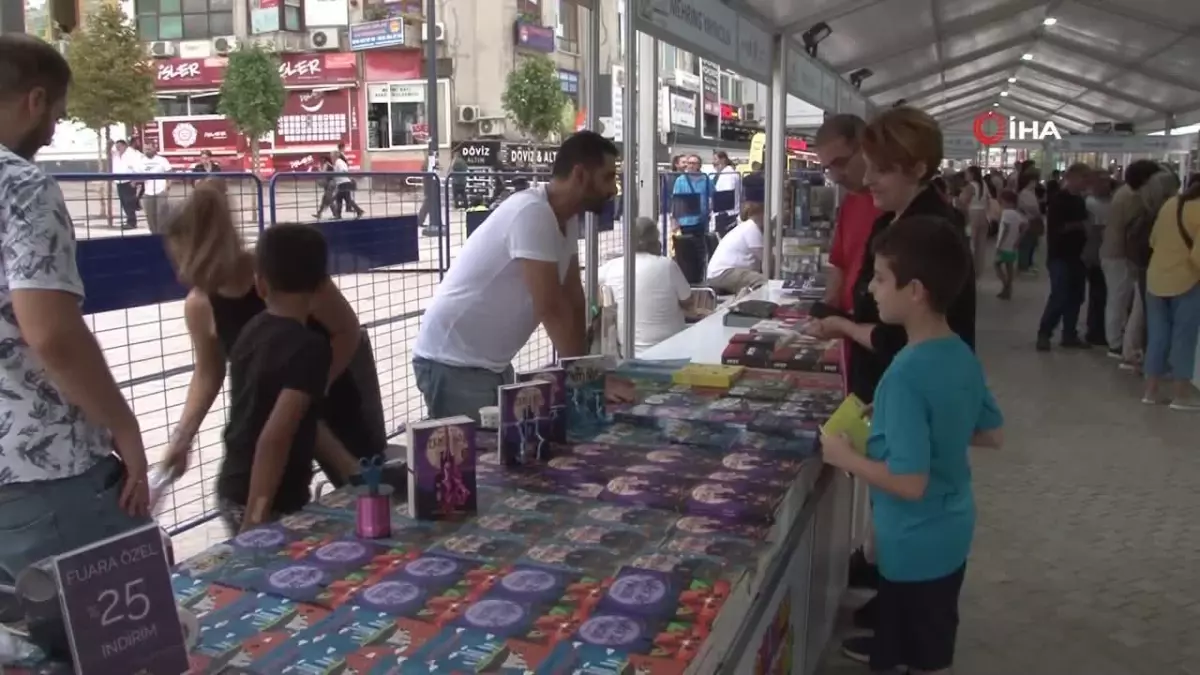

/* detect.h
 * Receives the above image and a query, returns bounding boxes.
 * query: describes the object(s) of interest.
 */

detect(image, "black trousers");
[1085,263,1107,344]
[116,182,139,228]
[1038,258,1087,339]
[673,229,712,284]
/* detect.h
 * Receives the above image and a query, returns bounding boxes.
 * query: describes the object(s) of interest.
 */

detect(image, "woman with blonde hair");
[156,183,381,485]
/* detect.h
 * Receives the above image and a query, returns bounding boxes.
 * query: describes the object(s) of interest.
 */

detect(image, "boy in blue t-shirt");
[821,215,1004,674]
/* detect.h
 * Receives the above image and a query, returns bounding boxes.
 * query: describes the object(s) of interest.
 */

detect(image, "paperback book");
[560,355,610,432]
[498,381,555,466]
[406,416,478,521]
[518,366,568,444]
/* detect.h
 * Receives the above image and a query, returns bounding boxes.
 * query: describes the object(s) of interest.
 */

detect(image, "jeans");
[413,357,514,421]
[116,182,139,228]
[673,229,712,284]
[1017,230,1040,271]
[0,456,150,583]
[1144,283,1200,380]
[1085,264,1107,344]
[1038,258,1087,340]
[1101,258,1134,351]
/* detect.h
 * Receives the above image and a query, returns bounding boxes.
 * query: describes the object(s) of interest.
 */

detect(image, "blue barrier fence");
[51,169,620,547]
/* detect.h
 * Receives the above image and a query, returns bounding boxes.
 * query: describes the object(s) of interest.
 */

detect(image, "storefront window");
[366,80,451,150]
[136,0,234,40]
[556,0,578,52]
[155,93,221,116]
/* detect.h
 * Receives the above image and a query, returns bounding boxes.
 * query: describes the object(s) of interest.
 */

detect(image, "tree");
[501,54,570,142]
[65,0,156,221]
[219,45,285,176]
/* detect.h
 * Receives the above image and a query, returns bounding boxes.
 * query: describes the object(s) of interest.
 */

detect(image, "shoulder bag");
[1177,196,1195,250]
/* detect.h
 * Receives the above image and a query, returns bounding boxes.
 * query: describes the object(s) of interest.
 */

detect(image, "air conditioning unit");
[743,102,756,121]
[148,41,177,58]
[212,36,238,54]
[478,118,506,137]
[457,105,480,124]
[308,28,341,51]
[421,22,445,42]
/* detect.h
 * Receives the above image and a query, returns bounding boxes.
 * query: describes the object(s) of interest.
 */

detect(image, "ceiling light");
[1000,91,1009,96]
[1008,77,1017,83]
[1022,53,1034,61]
[993,103,1000,107]
[1043,17,1057,26]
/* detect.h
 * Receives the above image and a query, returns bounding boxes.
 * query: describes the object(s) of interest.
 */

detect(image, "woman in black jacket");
[807,106,977,404]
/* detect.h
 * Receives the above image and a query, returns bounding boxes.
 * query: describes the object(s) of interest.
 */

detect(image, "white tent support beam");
[1008,81,1119,122]
[1039,34,1200,96]
[779,0,893,35]
[1019,61,1170,115]
[897,61,1021,108]
[835,0,1051,73]
[860,35,1031,97]
[1002,96,1092,130]
[924,88,1007,117]
[909,75,1019,110]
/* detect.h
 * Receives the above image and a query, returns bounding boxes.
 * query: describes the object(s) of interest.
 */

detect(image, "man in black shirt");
[1037,163,1092,351]
[217,224,332,533]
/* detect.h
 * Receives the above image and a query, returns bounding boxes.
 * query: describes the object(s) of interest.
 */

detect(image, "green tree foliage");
[501,54,570,142]
[65,0,156,166]
[219,45,285,175]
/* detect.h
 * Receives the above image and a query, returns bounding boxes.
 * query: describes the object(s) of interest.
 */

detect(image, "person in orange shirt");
[813,113,883,632]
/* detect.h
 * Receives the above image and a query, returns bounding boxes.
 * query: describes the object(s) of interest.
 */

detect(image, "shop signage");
[54,523,188,675]
[674,69,701,93]
[304,0,348,26]
[502,143,557,167]
[155,54,357,88]
[785,137,808,152]
[349,18,406,51]
[161,118,236,153]
[720,103,739,120]
[700,59,720,116]
[276,89,352,147]
[458,140,500,167]
[636,0,736,71]
[670,93,697,129]
[513,20,555,53]
[786,54,826,109]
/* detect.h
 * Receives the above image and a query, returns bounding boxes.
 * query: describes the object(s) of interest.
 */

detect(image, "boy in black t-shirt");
[1037,163,1092,351]
[217,224,332,533]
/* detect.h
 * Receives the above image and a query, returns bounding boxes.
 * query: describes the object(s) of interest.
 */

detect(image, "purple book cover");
[684,479,782,524]
[598,474,688,512]
[519,367,568,444]
[597,567,681,619]
[406,416,478,521]
[499,381,554,466]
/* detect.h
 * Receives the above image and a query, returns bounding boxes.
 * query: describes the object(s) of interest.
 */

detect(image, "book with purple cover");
[498,380,554,466]
[560,355,610,432]
[518,367,568,444]
[406,416,478,521]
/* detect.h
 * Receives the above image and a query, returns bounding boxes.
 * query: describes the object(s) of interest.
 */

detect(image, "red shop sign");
[159,117,239,153]
[786,137,808,152]
[720,103,739,120]
[279,53,358,86]
[156,57,226,88]
[275,89,352,149]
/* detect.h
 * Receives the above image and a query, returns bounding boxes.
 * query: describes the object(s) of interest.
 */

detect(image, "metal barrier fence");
[54,168,628,542]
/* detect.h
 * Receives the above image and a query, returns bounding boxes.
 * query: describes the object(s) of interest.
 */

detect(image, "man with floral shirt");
[0,35,150,583]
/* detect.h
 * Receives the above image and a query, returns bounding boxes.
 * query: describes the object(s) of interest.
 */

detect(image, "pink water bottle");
[356,484,393,539]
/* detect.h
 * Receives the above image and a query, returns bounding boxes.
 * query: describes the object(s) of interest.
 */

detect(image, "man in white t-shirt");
[704,173,767,294]
[711,151,741,237]
[111,139,145,230]
[599,217,693,355]
[140,145,172,234]
[333,151,364,218]
[412,131,619,419]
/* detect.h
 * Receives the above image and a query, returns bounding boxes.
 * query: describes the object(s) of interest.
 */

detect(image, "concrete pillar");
[763,33,787,279]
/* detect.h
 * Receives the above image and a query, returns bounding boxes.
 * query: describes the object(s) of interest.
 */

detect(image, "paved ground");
[816,271,1200,675]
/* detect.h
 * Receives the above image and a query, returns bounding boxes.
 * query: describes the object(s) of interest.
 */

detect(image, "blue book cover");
[498,380,554,466]
[519,366,568,444]
[560,355,610,433]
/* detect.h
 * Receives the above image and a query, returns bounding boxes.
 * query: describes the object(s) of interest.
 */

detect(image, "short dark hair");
[872,215,970,315]
[0,34,72,104]
[1064,162,1091,179]
[551,130,618,179]
[815,114,866,147]
[257,224,328,293]
[1124,159,1162,190]
[714,150,730,163]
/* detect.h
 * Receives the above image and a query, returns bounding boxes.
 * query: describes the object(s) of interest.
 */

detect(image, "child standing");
[994,190,1025,299]
[821,215,1004,674]
[217,224,333,533]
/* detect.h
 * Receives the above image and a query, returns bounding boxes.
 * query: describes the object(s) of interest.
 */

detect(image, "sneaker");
[1118,361,1137,371]
[852,595,878,630]
[1169,399,1200,412]
[848,549,879,590]
[1036,336,1051,352]
[1141,396,1168,405]
[1060,337,1090,349]
[1106,348,1123,359]
[841,636,872,664]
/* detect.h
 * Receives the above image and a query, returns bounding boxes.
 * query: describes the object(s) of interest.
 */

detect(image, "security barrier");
[51,169,578,541]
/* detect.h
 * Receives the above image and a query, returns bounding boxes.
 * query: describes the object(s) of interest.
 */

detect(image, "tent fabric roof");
[726,0,1200,133]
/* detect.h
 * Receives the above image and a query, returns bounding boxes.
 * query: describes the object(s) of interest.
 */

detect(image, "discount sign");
[54,523,188,675]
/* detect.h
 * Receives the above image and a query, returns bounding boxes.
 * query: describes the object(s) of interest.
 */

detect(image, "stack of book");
[721,332,841,374]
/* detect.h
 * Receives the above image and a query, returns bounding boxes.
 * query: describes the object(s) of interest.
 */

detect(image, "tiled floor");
[815,272,1200,675]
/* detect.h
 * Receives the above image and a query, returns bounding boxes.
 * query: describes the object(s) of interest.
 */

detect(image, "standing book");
[820,394,871,454]
[498,380,554,466]
[560,354,610,433]
[406,416,478,520]
[518,366,567,443]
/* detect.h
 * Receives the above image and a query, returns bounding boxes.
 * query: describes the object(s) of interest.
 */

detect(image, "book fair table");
[3,334,851,675]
